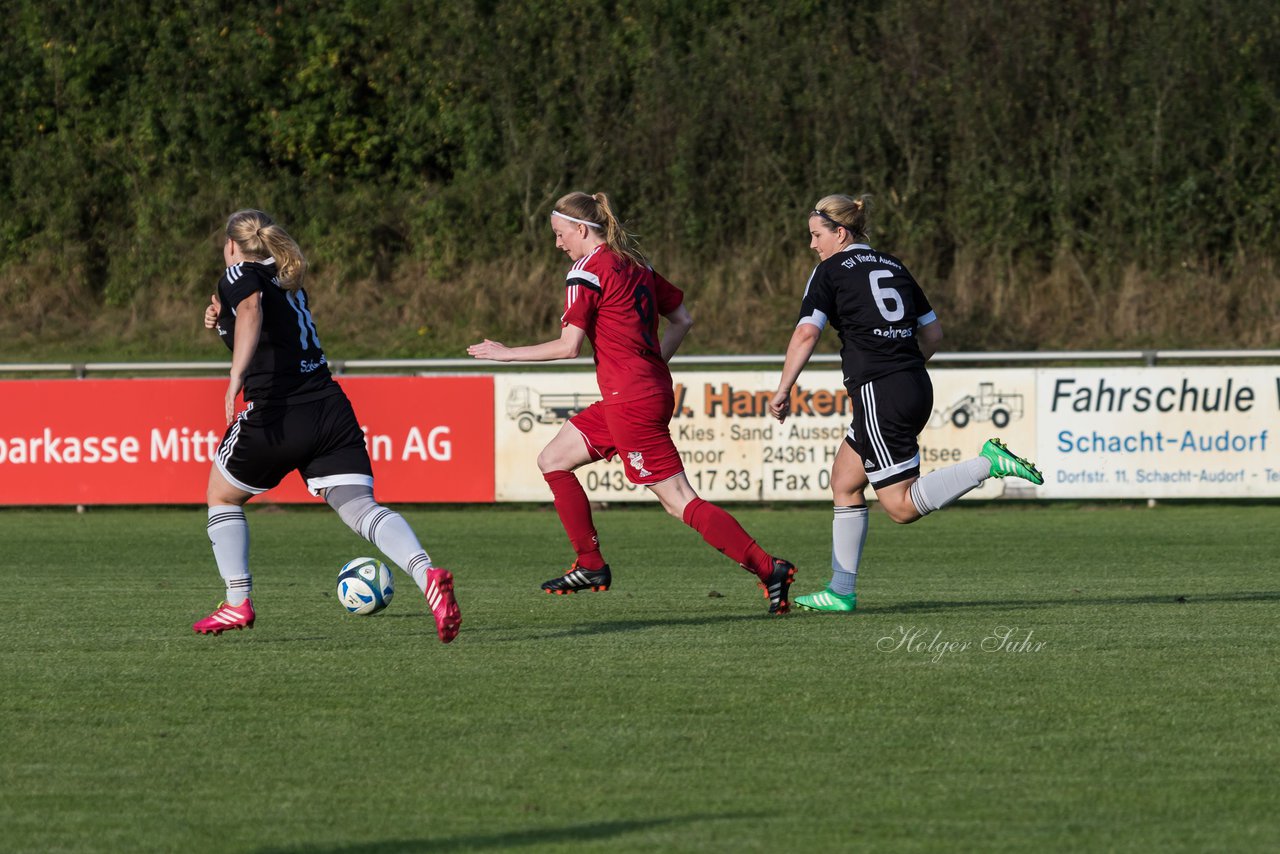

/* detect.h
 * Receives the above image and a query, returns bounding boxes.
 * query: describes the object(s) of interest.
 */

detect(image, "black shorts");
[845,369,933,487]
[215,391,373,496]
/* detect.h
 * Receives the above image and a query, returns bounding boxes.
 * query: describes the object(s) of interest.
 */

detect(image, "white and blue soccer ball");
[337,557,394,615]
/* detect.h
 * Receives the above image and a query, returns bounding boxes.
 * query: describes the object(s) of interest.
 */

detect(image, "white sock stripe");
[207,509,246,519]
[908,480,931,516]
[363,507,394,541]
[353,503,379,534]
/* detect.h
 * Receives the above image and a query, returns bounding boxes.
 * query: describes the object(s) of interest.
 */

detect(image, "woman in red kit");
[468,191,796,613]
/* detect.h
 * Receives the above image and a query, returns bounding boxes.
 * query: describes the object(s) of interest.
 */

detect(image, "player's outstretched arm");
[769,322,822,423]
[660,304,693,362]
[467,324,587,362]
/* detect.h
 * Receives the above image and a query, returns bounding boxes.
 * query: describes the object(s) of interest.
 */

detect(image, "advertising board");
[3,365,1275,504]
[494,369,1039,502]
[1036,367,1278,498]
[0,377,494,505]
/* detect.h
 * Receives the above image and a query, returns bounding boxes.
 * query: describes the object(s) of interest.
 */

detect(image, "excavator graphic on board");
[930,382,1025,430]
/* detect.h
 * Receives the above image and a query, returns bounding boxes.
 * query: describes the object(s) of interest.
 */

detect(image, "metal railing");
[1,349,1278,378]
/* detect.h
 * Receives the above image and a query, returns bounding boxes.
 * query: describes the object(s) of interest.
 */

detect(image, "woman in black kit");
[192,209,461,642]
[769,194,1044,612]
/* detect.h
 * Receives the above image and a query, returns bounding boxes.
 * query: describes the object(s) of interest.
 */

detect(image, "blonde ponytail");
[811,194,872,242]
[553,191,647,267]
[225,209,308,290]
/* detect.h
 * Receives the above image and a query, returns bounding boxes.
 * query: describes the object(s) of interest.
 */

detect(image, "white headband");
[552,210,601,229]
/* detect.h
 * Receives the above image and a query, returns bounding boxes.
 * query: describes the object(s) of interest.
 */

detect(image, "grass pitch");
[1,502,1277,853]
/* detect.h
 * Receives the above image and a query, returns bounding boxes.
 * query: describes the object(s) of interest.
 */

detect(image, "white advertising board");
[1036,367,1279,498]
[494,369,1041,502]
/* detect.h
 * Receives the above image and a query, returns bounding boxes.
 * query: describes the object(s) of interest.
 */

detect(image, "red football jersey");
[561,246,684,404]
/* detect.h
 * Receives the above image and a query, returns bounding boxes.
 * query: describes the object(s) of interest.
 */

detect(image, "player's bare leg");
[797,437,1045,613]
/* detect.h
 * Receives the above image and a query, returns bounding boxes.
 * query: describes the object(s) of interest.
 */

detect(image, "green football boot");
[794,588,857,612]
[979,438,1044,485]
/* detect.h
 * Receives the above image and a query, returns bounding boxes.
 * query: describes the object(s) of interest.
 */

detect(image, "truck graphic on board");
[506,386,601,432]
[931,382,1025,429]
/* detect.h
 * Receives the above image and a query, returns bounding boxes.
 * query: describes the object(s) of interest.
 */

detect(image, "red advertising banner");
[0,377,494,505]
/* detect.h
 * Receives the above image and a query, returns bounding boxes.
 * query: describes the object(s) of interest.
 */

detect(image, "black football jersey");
[213,258,338,404]
[795,244,937,387]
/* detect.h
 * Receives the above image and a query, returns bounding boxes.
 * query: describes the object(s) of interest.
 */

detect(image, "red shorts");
[569,390,685,485]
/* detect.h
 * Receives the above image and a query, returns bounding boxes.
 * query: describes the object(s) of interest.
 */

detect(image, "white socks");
[326,485,432,593]
[207,505,252,606]
[830,505,868,596]
[827,457,995,598]
[908,456,992,517]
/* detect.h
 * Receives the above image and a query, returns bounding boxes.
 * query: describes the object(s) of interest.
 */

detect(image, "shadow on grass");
[237,636,338,644]
[199,612,770,645]
[253,813,749,853]
[221,592,1280,643]
[502,612,770,640]
[860,590,1280,615]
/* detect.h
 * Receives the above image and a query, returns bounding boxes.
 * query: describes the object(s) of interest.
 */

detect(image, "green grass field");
[1,503,1277,853]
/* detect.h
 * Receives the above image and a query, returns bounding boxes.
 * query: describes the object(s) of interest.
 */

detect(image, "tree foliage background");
[2,0,1277,359]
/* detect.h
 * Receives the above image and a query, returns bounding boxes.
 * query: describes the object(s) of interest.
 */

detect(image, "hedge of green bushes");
[3,1,1276,350]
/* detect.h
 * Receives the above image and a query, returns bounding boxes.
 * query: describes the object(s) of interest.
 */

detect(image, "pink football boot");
[192,599,256,635]
[425,568,461,644]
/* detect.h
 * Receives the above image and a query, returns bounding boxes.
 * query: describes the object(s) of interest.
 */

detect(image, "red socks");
[543,471,606,570]
[682,497,772,580]
[543,474,771,579]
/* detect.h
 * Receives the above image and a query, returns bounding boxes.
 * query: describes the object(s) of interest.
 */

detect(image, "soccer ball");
[337,557,394,615]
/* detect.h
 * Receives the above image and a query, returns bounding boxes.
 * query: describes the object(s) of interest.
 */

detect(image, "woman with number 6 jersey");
[192,209,461,642]
[769,195,1044,612]
[468,191,796,613]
